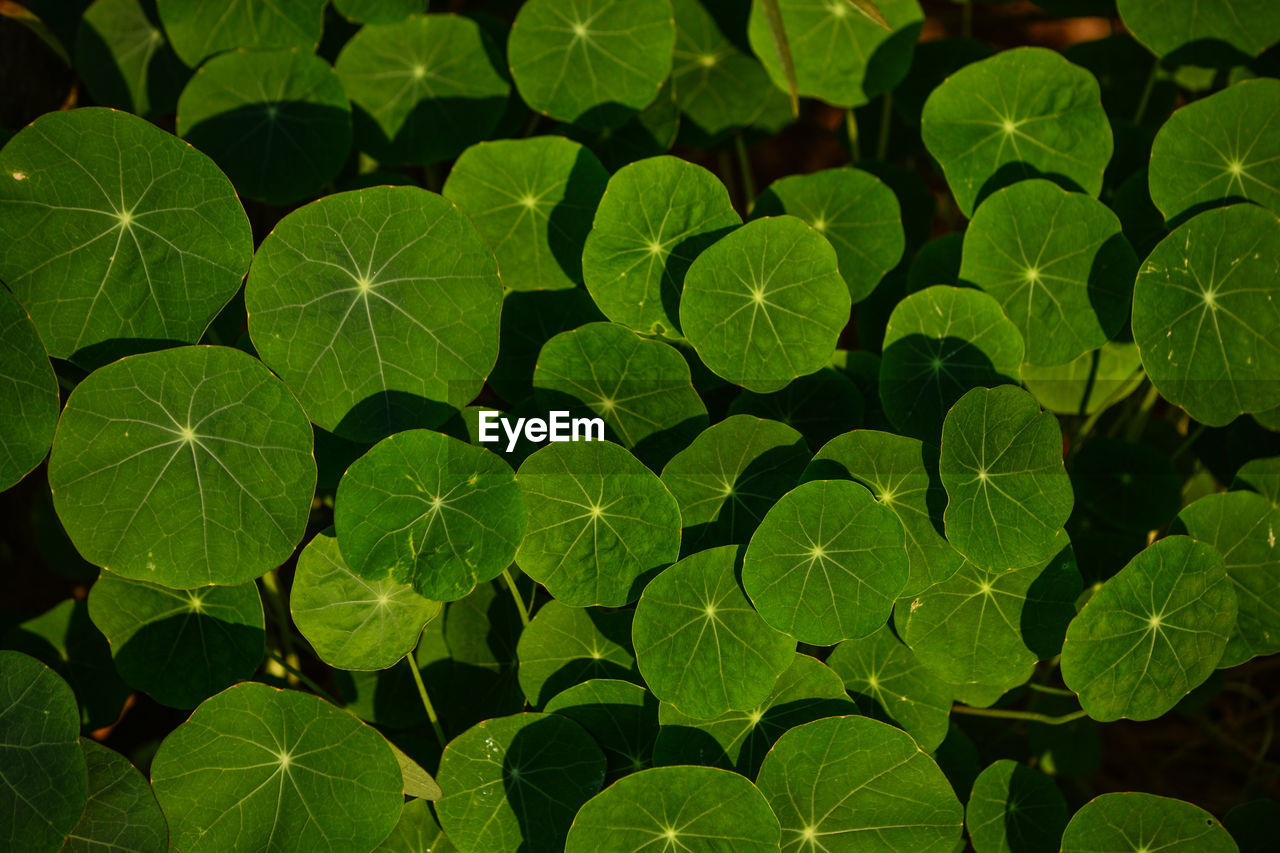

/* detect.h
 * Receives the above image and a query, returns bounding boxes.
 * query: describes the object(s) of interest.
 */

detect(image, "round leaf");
[670,0,774,145]
[743,478,908,645]
[516,600,637,708]
[0,286,58,491]
[681,216,851,394]
[544,678,659,779]
[245,186,503,442]
[156,0,326,66]
[0,108,253,366]
[1117,0,1280,61]
[491,288,605,406]
[75,0,189,117]
[965,760,1066,853]
[49,345,316,588]
[64,740,168,853]
[1061,792,1238,853]
[333,0,421,26]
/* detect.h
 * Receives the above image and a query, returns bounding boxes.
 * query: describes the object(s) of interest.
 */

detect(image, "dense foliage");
[3,0,1280,851]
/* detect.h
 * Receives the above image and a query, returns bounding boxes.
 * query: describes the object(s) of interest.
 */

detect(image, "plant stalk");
[407,655,448,749]
[267,649,338,704]
[845,110,860,163]
[951,704,1087,725]
[259,570,299,681]
[502,568,531,627]
[734,133,757,214]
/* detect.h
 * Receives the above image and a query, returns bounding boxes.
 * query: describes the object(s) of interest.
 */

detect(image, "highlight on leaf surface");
[155,0,326,67]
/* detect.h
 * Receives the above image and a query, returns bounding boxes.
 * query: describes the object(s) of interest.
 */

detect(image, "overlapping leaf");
[0,287,58,491]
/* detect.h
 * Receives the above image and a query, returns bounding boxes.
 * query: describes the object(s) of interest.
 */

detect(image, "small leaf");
[965,760,1067,853]
[389,742,442,801]
[516,601,637,708]
[0,286,58,491]
[544,679,659,780]
[64,740,168,853]
[155,0,326,66]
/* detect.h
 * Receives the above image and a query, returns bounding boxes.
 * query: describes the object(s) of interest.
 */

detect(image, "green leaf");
[490,289,605,406]
[290,528,440,672]
[334,429,525,601]
[752,167,905,303]
[747,0,924,108]
[582,155,740,338]
[48,345,315,587]
[1071,438,1180,535]
[74,0,189,117]
[1117,0,1280,61]
[515,440,681,607]
[660,414,810,555]
[176,48,351,206]
[87,570,265,708]
[743,478,908,644]
[633,544,794,719]
[334,14,509,166]
[245,186,503,442]
[564,765,781,853]
[332,0,422,26]
[0,286,58,491]
[681,216,851,394]
[1061,535,1236,721]
[964,760,1066,853]
[442,136,609,293]
[755,715,964,853]
[729,367,865,448]
[921,48,1112,217]
[1060,792,1238,853]
[561,87,683,171]
[806,429,964,596]
[155,0,325,66]
[0,108,253,366]
[544,678,659,779]
[508,0,676,130]
[375,799,455,853]
[1176,491,1280,667]
[652,651,855,776]
[1022,342,1144,417]
[0,651,88,853]
[63,740,168,853]
[960,179,1137,366]
[389,741,441,800]
[940,386,1074,571]
[1234,456,1280,509]
[1150,79,1280,223]
[532,322,708,466]
[1131,204,1280,425]
[436,713,605,853]
[516,600,638,708]
[879,285,1025,442]
[826,622,952,751]
[901,537,1081,691]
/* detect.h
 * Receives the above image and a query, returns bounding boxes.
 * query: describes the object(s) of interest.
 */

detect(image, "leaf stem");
[259,570,298,678]
[875,93,893,163]
[1170,422,1207,461]
[760,0,800,117]
[502,568,531,627]
[845,110,860,163]
[1123,383,1162,443]
[951,704,1087,725]
[267,649,338,704]
[1026,682,1075,698]
[733,133,757,214]
[1133,61,1159,125]
[407,655,448,750]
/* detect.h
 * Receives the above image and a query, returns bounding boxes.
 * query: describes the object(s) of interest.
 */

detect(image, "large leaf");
[1117,0,1280,61]
[1060,792,1238,853]
[965,760,1067,853]
[1061,535,1236,721]
[1131,204,1280,425]
[48,345,316,588]
[245,186,502,442]
[155,0,326,66]
[0,108,252,366]
[64,740,168,853]
[516,601,638,708]
[0,286,58,491]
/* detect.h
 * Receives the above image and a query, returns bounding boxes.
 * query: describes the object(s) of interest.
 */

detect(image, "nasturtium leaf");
[806,429,964,596]
[1131,204,1280,425]
[960,180,1136,366]
[64,740,167,853]
[826,623,952,751]
[508,0,676,130]
[746,0,924,108]
[156,0,326,66]
[491,289,605,405]
[544,678,659,778]
[442,136,609,293]
[436,713,605,853]
[334,14,509,166]
[1117,0,1280,62]
[0,651,88,853]
[0,108,253,366]
[245,186,503,442]
[1235,456,1280,508]
[743,478,908,644]
[940,386,1074,571]
[582,156,740,338]
[516,440,681,606]
[176,48,351,206]
[49,346,315,587]
[633,544,794,719]
[0,287,58,491]
[564,765,781,853]
[1150,79,1280,223]
[516,600,637,708]
[1061,535,1236,721]
[652,651,855,776]
[902,538,1081,691]
[681,216,851,394]
[878,285,1025,442]
[1061,792,1238,853]
[1072,438,1180,535]
[333,0,421,26]
[75,0,188,117]
[965,760,1066,853]
[334,429,525,601]
[660,414,809,555]
[1022,342,1144,417]
[532,322,708,466]
[729,367,865,448]
[375,799,454,853]
[151,682,403,853]
[1176,491,1280,667]
[756,715,964,853]
[921,47,1112,217]
[753,167,905,303]
[290,529,440,672]
[670,0,774,145]
[87,570,265,708]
